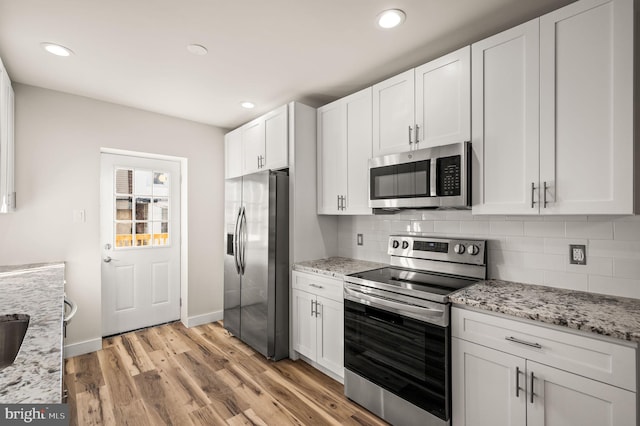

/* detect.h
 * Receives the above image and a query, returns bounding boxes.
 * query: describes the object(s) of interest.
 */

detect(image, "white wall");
[338,211,640,299]
[0,84,225,351]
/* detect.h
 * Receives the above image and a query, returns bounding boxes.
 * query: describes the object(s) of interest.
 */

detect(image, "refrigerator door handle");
[233,207,242,274]
[240,206,247,274]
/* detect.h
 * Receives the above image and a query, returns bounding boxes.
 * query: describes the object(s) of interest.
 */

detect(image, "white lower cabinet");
[452,308,637,426]
[291,271,344,379]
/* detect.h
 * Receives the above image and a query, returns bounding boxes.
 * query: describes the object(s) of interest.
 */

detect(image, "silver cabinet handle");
[311,299,315,316]
[309,283,324,289]
[530,372,535,404]
[531,182,537,208]
[543,181,548,208]
[408,125,413,144]
[415,124,420,144]
[505,336,542,349]
[316,301,321,318]
[337,195,340,211]
[103,256,112,263]
[516,366,521,397]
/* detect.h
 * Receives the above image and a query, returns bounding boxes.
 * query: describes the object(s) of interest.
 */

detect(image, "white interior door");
[100,153,181,336]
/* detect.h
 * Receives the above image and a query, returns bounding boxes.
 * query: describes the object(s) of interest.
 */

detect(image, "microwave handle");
[430,160,437,197]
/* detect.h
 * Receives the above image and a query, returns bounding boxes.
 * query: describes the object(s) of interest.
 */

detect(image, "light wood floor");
[65,321,388,426]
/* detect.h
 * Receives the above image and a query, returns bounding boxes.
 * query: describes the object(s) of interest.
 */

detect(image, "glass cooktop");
[346,267,478,301]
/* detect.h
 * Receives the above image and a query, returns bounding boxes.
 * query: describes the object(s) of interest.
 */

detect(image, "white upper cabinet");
[372,69,415,157]
[241,117,264,175]
[224,127,242,179]
[227,104,289,178]
[372,46,471,157]
[539,0,634,214]
[471,20,540,215]
[473,0,635,215]
[0,61,15,213]
[263,104,288,171]
[317,87,372,215]
[415,46,471,148]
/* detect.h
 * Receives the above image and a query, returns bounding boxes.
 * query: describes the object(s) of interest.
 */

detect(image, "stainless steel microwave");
[369,142,471,211]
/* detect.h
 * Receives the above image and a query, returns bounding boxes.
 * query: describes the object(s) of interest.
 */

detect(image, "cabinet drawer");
[452,307,636,391]
[292,271,343,303]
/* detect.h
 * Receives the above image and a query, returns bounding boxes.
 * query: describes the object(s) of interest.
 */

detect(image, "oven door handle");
[344,286,445,318]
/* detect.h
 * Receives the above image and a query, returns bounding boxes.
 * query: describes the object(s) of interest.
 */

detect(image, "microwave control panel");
[437,155,461,196]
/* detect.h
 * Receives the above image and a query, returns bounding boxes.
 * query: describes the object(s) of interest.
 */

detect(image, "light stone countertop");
[293,257,387,279]
[450,279,640,343]
[0,262,65,403]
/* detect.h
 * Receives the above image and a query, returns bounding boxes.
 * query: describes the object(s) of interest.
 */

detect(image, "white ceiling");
[0,0,575,130]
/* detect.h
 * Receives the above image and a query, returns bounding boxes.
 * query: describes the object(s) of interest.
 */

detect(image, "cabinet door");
[291,289,316,361]
[345,88,372,215]
[225,128,243,179]
[527,361,636,426]
[315,296,344,377]
[263,104,288,170]
[415,46,470,149]
[471,20,540,215]
[317,100,347,214]
[241,118,264,175]
[372,69,415,157]
[452,338,526,426]
[539,0,634,214]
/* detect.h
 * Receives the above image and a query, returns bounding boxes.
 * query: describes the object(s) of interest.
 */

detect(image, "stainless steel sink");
[0,314,30,369]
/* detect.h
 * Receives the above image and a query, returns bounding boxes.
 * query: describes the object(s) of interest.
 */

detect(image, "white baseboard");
[64,338,102,358]
[183,310,223,328]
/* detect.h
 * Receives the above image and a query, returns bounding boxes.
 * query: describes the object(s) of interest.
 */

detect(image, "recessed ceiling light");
[377,9,406,29]
[241,102,255,109]
[186,44,208,56]
[41,42,73,57]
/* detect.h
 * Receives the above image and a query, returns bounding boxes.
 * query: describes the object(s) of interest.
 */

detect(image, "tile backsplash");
[337,211,640,299]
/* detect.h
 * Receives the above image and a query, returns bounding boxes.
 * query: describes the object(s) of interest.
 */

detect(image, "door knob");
[103,256,112,263]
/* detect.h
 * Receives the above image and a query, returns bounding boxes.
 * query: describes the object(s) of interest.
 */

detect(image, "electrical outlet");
[569,244,587,265]
[357,234,364,246]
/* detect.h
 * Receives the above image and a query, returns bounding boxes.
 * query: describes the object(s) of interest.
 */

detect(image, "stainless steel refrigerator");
[224,170,289,360]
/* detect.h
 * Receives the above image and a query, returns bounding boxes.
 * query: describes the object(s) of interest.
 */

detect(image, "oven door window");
[344,299,449,421]
[370,160,430,200]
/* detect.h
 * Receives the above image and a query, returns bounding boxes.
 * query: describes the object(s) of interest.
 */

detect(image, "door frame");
[100,148,189,327]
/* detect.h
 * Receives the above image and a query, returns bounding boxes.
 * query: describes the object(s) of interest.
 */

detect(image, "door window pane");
[115,169,133,195]
[114,167,171,249]
[115,223,133,247]
[135,197,151,221]
[135,170,153,195]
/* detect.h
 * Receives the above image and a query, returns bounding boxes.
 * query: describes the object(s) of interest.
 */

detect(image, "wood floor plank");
[215,366,305,426]
[133,369,195,426]
[68,321,389,426]
[116,333,155,376]
[188,404,229,426]
[96,346,139,407]
[175,350,250,419]
[149,350,212,410]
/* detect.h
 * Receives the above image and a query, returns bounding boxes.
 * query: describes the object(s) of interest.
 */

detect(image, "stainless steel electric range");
[343,235,487,426]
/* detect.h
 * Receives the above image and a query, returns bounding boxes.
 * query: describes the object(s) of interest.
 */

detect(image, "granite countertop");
[450,280,640,343]
[293,257,387,279]
[0,263,65,403]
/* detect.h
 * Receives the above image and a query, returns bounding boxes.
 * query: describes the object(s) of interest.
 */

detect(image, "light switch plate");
[569,244,586,265]
[357,234,363,246]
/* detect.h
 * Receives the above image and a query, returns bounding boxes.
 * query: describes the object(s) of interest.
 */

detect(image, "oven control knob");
[454,244,466,254]
[401,241,409,250]
[467,244,480,256]
[392,240,400,249]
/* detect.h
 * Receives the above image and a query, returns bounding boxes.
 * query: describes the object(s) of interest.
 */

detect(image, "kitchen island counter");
[450,279,640,343]
[0,262,65,403]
